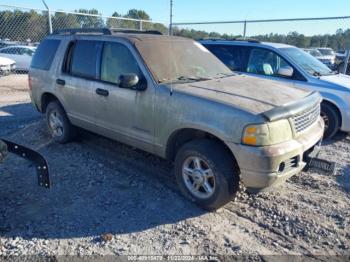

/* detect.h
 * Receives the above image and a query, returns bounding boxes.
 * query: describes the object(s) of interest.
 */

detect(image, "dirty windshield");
[135,38,233,83]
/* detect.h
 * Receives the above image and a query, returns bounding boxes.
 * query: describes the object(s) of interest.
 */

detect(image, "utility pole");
[42,0,52,34]
[169,0,173,35]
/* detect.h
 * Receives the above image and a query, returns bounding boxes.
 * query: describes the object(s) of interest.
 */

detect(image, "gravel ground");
[0,74,349,258]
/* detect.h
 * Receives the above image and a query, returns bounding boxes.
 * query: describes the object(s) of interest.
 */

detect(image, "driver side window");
[101,42,141,85]
[247,48,291,78]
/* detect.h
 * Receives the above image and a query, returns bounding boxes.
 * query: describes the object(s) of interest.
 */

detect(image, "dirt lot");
[0,74,349,258]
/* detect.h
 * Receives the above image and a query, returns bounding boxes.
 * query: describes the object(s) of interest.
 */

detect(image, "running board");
[1,139,50,188]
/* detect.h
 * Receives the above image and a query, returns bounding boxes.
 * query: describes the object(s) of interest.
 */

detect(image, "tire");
[174,139,240,211]
[46,101,76,143]
[321,102,340,139]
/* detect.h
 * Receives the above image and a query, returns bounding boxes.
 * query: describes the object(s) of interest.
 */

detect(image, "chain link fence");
[0,3,349,76]
[0,4,167,76]
[172,16,350,74]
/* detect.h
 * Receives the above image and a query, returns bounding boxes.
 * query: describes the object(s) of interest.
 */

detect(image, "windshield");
[135,38,233,83]
[281,47,333,76]
[309,49,322,57]
[318,49,335,56]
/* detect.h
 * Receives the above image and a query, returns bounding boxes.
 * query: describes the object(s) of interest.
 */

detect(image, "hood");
[320,73,350,90]
[318,55,334,60]
[0,56,15,65]
[173,75,311,116]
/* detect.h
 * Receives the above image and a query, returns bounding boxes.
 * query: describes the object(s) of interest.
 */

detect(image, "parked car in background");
[200,39,350,138]
[0,45,36,72]
[0,40,19,49]
[316,47,336,69]
[336,50,347,62]
[304,48,323,59]
[29,29,324,210]
[0,56,16,75]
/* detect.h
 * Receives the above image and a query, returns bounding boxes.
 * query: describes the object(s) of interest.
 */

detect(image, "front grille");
[292,103,320,133]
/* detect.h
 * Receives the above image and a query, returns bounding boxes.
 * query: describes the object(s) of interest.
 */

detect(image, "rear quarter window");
[31,39,60,70]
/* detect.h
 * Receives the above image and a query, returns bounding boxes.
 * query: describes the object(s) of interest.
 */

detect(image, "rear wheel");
[46,101,76,143]
[321,102,340,139]
[174,139,240,210]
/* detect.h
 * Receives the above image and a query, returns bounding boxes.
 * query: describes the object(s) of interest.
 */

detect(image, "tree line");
[0,8,349,51]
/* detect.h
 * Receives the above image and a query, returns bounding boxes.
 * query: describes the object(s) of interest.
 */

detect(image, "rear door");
[56,39,102,128]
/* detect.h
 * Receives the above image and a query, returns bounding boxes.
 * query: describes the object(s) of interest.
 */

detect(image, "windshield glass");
[308,49,322,57]
[318,49,335,56]
[135,38,233,83]
[281,47,333,76]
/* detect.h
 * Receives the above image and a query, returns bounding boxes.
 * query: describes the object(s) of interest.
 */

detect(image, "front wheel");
[174,140,240,211]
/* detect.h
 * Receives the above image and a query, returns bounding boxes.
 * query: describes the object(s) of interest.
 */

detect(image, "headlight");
[242,119,293,146]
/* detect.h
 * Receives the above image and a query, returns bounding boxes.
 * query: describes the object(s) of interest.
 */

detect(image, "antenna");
[169,0,173,36]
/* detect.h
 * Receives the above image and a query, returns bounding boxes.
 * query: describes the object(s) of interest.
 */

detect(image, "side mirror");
[118,73,145,91]
[278,66,294,78]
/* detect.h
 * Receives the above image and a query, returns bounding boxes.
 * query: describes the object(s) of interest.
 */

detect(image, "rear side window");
[31,39,60,70]
[69,40,102,79]
[205,44,250,72]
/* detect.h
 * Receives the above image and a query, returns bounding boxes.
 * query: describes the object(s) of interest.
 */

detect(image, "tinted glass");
[31,39,60,70]
[101,42,141,84]
[71,40,102,79]
[205,45,250,72]
[247,48,290,77]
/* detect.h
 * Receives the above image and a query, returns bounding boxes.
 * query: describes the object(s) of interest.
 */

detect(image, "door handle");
[56,79,65,86]
[96,88,109,97]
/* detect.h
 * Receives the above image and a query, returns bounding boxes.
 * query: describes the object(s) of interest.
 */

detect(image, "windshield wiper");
[176,75,212,82]
[312,71,322,77]
[215,72,235,78]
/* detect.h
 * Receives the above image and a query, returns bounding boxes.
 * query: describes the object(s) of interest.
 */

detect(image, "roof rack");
[201,37,261,43]
[52,28,162,36]
[229,37,261,43]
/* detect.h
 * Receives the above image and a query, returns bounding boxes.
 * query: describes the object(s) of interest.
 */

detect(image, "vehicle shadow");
[322,131,349,145]
[0,124,205,240]
[336,164,350,199]
[0,103,41,125]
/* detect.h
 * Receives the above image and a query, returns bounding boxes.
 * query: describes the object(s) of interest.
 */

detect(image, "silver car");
[201,39,350,138]
[0,45,36,72]
[29,29,324,210]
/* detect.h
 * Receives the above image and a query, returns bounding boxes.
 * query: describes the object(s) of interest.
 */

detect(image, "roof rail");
[229,37,261,43]
[52,28,163,36]
[110,28,163,35]
[199,37,261,43]
[198,37,226,41]
[52,28,112,35]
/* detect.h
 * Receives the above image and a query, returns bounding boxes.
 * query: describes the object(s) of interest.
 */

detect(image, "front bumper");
[227,118,324,191]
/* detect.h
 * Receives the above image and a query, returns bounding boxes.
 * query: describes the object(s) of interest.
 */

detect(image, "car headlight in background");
[242,119,293,146]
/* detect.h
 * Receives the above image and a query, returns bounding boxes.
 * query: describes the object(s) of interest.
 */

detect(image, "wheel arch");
[40,92,62,113]
[165,128,239,169]
[321,98,342,127]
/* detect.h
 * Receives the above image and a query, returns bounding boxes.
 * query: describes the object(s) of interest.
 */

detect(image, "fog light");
[278,162,286,173]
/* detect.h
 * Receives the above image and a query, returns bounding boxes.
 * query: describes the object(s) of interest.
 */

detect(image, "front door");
[92,41,155,152]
